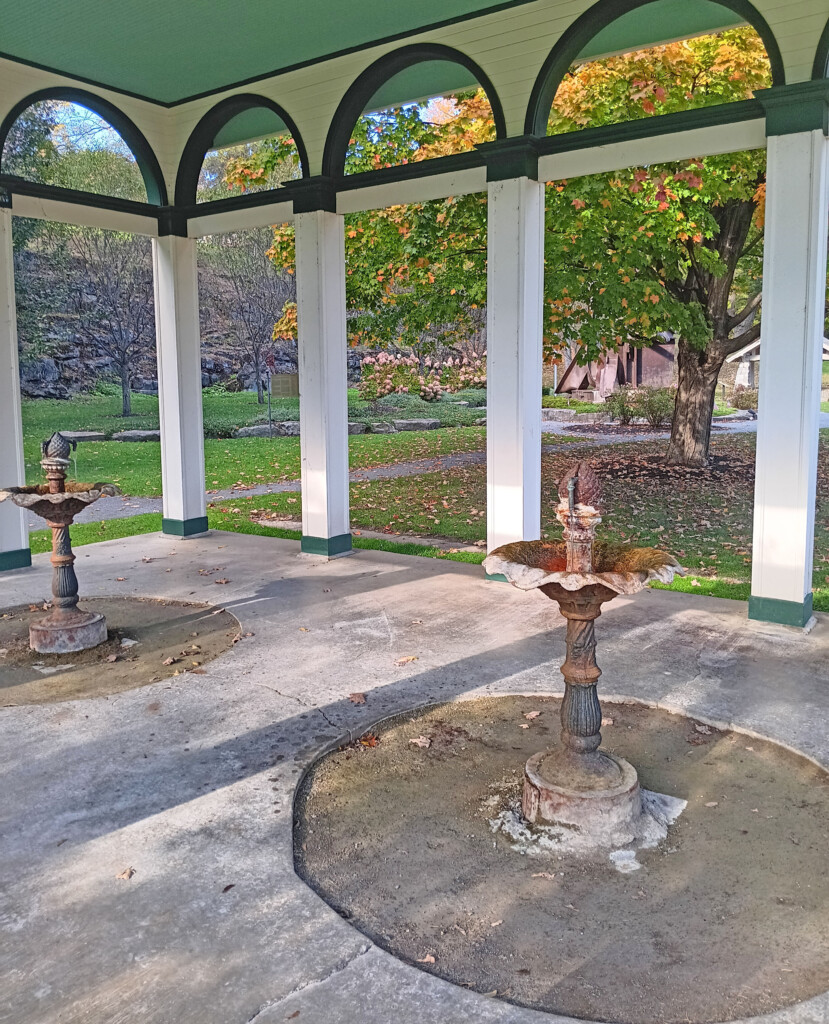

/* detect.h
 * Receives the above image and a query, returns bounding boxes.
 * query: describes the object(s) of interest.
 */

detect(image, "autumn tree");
[545,29,770,466]
[226,28,770,465]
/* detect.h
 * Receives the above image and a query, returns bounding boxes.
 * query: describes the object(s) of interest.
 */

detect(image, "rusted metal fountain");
[484,461,685,846]
[0,432,119,653]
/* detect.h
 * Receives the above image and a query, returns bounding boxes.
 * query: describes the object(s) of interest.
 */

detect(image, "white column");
[486,176,545,554]
[0,207,30,571]
[295,210,351,557]
[750,129,829,626]
[151,234,207,536]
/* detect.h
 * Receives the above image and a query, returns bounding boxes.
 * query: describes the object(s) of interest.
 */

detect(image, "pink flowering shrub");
[359,352,486,402]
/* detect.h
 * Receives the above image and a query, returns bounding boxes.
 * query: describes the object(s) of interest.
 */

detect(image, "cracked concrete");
[2,531,829,1023]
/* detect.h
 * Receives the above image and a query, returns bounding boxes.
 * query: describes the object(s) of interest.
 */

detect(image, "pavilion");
[1,0,828,627]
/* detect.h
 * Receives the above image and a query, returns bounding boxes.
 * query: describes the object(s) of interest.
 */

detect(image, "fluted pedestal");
[29,518,107,653]
[521,582,642,842]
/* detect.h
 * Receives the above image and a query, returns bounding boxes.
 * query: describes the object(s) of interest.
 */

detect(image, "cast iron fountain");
[484,460,685,846]
[0,432,119,653]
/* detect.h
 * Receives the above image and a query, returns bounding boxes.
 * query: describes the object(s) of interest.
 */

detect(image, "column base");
[0,548,32,572]
[162,516,209,537]
[748,593,813,627]
[301,534,352,558]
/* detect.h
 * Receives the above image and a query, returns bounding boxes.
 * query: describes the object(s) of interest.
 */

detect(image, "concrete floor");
[1,531,829,1024]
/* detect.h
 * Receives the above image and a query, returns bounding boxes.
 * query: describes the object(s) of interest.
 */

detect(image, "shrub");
[604,386,639,425]
[732,385,759,410]
[88,378,121,397]
[358,352,486,402]
[633,385,675,428]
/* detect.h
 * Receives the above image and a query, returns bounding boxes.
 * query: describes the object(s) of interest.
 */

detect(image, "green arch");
[0,87,167,205]
[524,0,785,137]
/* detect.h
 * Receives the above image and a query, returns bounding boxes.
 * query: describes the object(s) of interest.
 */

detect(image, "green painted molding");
[301,533,353,557]
[478,136,540,182]
[162,516,209,537]
[0,548,32,572]
[755,82,829,136]
[291,177,338,214]
[485,571,508,583]
[748,593,813,628]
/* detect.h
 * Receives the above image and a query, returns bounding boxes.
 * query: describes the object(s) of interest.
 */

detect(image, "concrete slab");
[1,532,829,1024]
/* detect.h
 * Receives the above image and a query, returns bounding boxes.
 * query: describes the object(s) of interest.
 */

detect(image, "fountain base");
[29,609,107,654]
[523,749,642,844]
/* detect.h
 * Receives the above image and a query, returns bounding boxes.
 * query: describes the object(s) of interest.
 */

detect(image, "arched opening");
[0,89,166,204]
[174,95,308,207]
[322,44,506,178]
[526,0,784,136]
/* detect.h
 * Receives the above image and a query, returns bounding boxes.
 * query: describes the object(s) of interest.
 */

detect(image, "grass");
[24,427,492,496]
[21,387,488,443]
[541,395,602,412]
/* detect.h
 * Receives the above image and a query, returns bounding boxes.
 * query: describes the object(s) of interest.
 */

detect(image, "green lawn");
[22,387,487,443]
[25,427,493,496]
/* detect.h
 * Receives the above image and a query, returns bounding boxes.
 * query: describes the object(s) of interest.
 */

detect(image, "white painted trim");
[486,176,544,552]
[337,166,487,214]
[295,210,350,545]
[187,200,294,237]
[751,129,829,609]
[538,120,767,182]
[11,194,158,236]
[152,235,207,526]
[0,208,29,555]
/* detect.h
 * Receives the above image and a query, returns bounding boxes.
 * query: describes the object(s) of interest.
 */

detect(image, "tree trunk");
[254,355,264,404]
[120,363,132,417]
[665,338,724,467]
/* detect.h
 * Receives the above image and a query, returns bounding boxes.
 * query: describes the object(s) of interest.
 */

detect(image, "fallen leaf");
[416,954,436,964]
[115,867,135,880]
[162,657,176,666]
[601,716,614,726]
[694,723,712,735]
[287,1013,300,1020]
[524,711,541,720]
[691,579,701,587]
[120,638,138,648]
[299,627,310,632]
[705,801,719,807]
[115,577,126,582]
[106,654,118,663]
[395,655,418,666]
[491,920,503,927]
[409,735,431,748]
[214,578,230,585]
[221,884,235,893]
[532,871,556,879]
[348,693,367,704]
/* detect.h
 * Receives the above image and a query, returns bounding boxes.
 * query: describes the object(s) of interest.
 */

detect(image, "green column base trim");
[301,533,353,557]
[485,572,508,583]
[162,516,209,537]
[748,594,813,628]
[0,547,32,571]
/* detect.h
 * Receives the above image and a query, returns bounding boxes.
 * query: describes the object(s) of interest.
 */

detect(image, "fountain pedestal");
[0,432,118,654]
[483,459,685,848]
